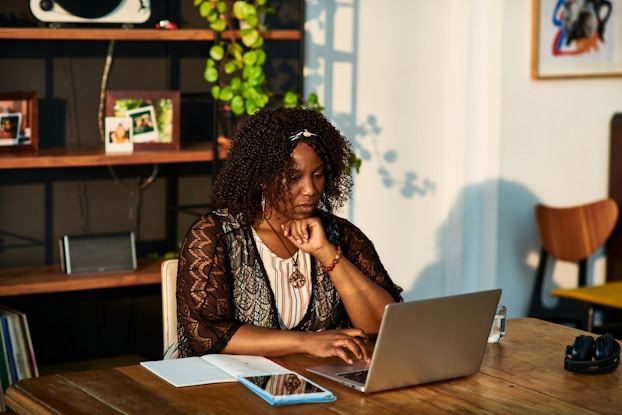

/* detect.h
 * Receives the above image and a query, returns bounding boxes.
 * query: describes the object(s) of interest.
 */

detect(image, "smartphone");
[238,372,336,406]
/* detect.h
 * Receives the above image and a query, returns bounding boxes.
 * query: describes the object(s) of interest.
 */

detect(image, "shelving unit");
[0,1,304,368]
[0,25,301,257]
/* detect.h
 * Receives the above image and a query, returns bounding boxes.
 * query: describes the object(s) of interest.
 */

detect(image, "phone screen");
[243,373,325,396]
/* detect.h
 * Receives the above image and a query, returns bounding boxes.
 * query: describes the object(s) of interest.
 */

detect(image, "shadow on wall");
[305,1,435,201]
[411,179,541,318]
[332,113,436,198]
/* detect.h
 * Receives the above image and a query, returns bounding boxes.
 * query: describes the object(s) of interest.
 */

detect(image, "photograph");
[0,113,22,144]
[127,106,159,143]
[0,91,38,152]
[532,0,622,78]
[105,91,180,151]
[105,116,133,154]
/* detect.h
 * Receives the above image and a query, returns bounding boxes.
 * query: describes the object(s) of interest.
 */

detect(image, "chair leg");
[528,247,590,330]
[578,259,588,287]
[587,306,594,332]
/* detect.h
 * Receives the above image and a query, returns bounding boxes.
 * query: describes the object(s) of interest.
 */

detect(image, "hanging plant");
[194,0,359,173]
[195,0,321,115]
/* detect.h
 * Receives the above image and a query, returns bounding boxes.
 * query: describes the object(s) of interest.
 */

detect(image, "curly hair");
[212,107,354,225]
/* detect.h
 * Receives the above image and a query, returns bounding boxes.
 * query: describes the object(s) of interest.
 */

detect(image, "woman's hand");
[302,328,370,364]
[281,218,335,264]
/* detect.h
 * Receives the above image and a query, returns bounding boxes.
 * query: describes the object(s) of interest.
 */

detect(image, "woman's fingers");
[306,329,371,364]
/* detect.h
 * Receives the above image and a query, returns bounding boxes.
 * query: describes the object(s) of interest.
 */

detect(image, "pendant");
[289,269,306,288]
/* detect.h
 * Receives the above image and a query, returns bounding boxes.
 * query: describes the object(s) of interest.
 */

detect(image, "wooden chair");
[528,198,619,330]
[161,259,178,358]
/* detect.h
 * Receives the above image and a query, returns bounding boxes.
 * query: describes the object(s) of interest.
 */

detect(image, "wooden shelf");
[0,28,301,41]
[0,142,229,169]
[0,258,163,297]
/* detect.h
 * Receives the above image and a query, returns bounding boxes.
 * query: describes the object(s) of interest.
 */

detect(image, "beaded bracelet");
[320,246,342,272]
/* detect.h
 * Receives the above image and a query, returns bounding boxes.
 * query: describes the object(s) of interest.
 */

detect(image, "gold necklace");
[265,219,306,288]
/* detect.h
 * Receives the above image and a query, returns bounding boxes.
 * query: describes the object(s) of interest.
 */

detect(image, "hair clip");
[288,129,318,142]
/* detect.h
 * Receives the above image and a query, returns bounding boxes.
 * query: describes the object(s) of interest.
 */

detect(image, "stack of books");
[0,305,38,411]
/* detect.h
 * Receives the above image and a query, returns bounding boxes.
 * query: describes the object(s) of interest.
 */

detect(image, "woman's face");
[268,142,325,221]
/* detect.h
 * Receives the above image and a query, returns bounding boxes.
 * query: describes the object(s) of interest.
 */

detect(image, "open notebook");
[307,289,502,393]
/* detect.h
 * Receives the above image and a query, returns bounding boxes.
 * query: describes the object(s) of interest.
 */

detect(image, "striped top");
[252,228,312,329]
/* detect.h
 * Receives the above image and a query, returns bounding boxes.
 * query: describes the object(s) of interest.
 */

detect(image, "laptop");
[306,289,502,393]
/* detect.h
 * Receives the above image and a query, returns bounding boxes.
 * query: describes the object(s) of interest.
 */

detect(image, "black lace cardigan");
[175,209,403,358]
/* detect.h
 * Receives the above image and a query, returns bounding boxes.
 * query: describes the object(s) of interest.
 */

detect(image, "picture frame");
[532,0,622,79]
[105,90,180,151]
[0,91,38,152]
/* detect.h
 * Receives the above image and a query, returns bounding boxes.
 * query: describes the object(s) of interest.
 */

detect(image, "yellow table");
[551,281,622,331]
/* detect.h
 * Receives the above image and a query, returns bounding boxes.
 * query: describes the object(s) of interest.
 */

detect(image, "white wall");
[305,0,622,318]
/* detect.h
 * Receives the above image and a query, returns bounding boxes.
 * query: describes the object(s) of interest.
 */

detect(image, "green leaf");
[209,45,224,61]
[224,60,239,75]
[255,49,267,66]
[240,29,259,48]
[215,1,228,14]
[244,66,264,84]
[250,35,264,49]
[230,96,245,115]
[247,73,265,87]
[245,13,259,28]
[245,100,259,115]
[307,93,319,105]
[204,66,219,83]
[242,50,257,66]
[232,1,247,19]
[283,92,299,107]
[235,2,256,20]
[198,2,212,18]
[211,85,221,100]
[229,77,242,91]
[210,19,226,32]
[206,9,218,23]
[220,87,234,102]
[230,43,243,62]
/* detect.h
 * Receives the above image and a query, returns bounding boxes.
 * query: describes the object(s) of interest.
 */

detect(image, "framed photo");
[532,0,622,79]
[0,91,38,152]
[105,116,133,154]
[105,90,180,151]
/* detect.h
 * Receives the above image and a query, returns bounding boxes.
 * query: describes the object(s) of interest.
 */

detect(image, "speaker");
[30,0,151,24]
[564,333,621,374]
[59,232,137,275]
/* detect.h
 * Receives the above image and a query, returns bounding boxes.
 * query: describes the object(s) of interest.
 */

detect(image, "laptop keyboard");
[340,369,369,383]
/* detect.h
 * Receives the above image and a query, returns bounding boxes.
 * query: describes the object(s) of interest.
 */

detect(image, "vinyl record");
[53,0,123,19]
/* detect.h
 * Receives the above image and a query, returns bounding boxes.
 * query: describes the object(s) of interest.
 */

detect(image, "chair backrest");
[529,198,619,329]
[161,259,178,355]
[535,198,619,262]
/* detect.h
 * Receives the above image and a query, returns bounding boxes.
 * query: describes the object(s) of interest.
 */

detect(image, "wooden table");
[5,318,621,414]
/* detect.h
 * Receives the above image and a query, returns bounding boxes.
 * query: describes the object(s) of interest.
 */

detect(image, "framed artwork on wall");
[531,0,622,79]
[0,91,38,152]
[105,90,180,151]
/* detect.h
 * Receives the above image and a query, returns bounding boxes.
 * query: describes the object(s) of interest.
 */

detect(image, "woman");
[176,107,402,363]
